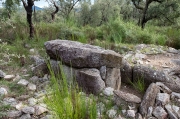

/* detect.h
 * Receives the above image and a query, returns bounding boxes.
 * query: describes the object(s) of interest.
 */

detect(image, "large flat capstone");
[44,40,122,68]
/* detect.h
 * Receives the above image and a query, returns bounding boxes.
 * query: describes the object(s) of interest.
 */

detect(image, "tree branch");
[131,0,144,10]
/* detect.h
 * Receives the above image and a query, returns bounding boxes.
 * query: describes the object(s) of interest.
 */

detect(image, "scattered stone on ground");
[1,41,180,119]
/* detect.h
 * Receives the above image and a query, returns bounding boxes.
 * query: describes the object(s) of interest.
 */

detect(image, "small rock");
[29,49,35,54]
[97,102,105,114]
[34,105,48,116]
[122,110,127,116]
[156,93,170,106]
[103,87,114,96]
[17,95,30,101]
[171,92,180,99]
[165,104,178,119]
[16,102,25,110]
[153,106,167,119]
[172,105,179,113]
[19,114,31,119]
[28,98,37,106]
[135,53,147,59]
[22,106,35,114]
[7,110,22,118]
[114,90,141,104]
[40,115,53,119]
[0,70,6,78]
[106,109,117,118]
[43,74,49,81]
[4,75,15,81]
[0,87,8,96]
[13,75,21,81]
[167,47,178,54]
[136,113,143,119]
[126,110,135,119]
[3,97,17,107]
[27,83,36,91]
[17,79,29,86]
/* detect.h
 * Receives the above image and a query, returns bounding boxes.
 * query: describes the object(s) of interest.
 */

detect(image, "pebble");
[17,79,29,86]
[103,87,114,96]
[0,87,8,96]
[34,105,48,116]
[4,75,15,81]
[22,106,35,114]
[27,83,36,91]
[7,110,22,118]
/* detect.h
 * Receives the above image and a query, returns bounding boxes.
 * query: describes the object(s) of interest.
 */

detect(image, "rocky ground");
[0,40,180,119]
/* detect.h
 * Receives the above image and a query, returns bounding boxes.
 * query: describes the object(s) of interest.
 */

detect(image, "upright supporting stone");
[76,68,105,95]
[105,68,121,90]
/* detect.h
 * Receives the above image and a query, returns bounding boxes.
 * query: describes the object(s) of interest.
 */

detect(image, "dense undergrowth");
[1,14,180,49]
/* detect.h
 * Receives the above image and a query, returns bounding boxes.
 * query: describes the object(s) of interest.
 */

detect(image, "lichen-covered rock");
[139,83,160,116]
[76,68,105,94]
[45,40,122,68]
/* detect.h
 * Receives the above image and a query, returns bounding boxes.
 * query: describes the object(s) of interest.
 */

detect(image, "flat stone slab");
[45,40,122,68]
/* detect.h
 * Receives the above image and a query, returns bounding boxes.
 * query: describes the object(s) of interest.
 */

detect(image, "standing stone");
[45,40,122,68]
[120,60,133,84]
[105,68,121,90]
[152,106,167,119]
[156,93,170,106]
[76,68,105,95]
[139,83,160,116]
[100,66,106,80]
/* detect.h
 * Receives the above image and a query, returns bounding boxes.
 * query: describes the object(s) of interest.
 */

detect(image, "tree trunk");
[51,2,59,21]
[22,0,34,38]
[27,0,34,38]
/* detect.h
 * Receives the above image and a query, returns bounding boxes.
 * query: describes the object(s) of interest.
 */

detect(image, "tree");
[46,0,59,21]
[21,0,34,38]
[132,0,180,29]
[57,0,80,19]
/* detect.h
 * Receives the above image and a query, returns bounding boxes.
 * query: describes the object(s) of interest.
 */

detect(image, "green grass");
[0,80,27,97]
[44,62,97,119]
[129,77,145,93]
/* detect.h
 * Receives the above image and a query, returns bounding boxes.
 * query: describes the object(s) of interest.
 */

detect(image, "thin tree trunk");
[22,0,34,38]
[51,1,59,21]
